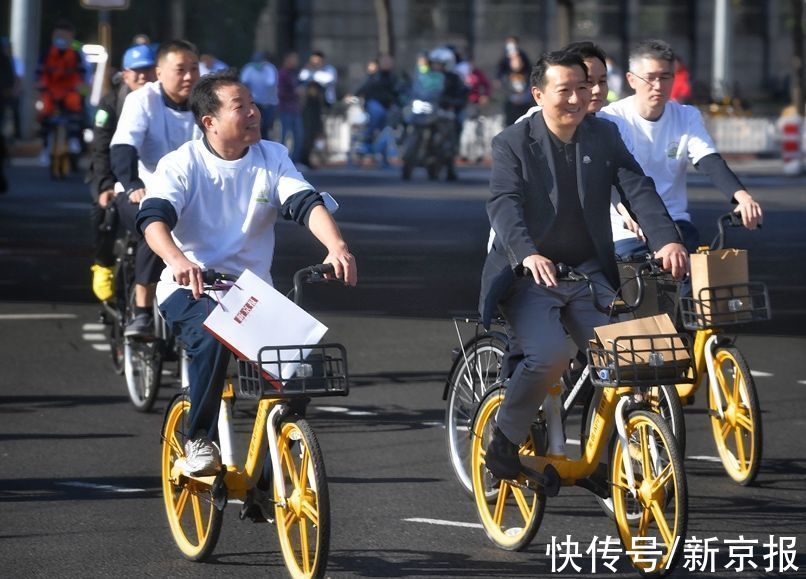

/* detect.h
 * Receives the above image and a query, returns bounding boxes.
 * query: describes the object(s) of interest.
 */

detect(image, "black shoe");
[485,427,521,480]
[124,312,154,338]
[239,486,274,523]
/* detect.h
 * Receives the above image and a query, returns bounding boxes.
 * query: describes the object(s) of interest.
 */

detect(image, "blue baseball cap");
[122,45,155,70]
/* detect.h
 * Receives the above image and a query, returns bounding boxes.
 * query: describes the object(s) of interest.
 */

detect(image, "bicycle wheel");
[445,334,506,498]
[582,384,685,522]
[470,388,545,551]
[108,313,125,375]
[611,410,687,577]
[274,416,330,579]
[123,286,161,411]
[161,395,223,561]
[708,346,762,486]
[124,339,162,411]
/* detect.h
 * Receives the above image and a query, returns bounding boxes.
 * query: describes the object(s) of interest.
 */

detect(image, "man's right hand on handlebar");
[654,242,689,281]
[522,254,558,287]
[169,255,204,300]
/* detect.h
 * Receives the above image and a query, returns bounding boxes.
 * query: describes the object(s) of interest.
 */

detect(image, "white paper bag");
[202,269,327,381]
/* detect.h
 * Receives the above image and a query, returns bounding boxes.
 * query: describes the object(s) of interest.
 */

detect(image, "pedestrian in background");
[240,51,279,140]
[277,52,303,162]
[298,51,337,168]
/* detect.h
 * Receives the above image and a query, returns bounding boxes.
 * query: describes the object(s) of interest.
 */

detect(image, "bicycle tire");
[123,285,162,412]
[708,345,762,486]
[470,387,545,551]
[611,410,687,576]
[108,314,125,375]
[274,416,331,579]
[445,334,507,498]
[581,384,685,521]
[161,394,223,561]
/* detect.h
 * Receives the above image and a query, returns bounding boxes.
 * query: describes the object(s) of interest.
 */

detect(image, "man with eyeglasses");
[599,39,762,259]
[86,44,157,302]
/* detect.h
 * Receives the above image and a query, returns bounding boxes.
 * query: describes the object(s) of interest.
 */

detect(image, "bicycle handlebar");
[291,263,339,305]
[200,270,239,290]
[556,258,665,316]
[711,211,762,251]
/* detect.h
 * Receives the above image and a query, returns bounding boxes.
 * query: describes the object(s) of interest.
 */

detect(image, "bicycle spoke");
[191,493,205,541]
[283,508,298,533]
[731,364,741,402]
[283,445,300,488]
[492,483,510,526]
[175,487,190,518]
[720,420,732,442]
[650,500,674,547]
[301,497,319,527]
[716,371,731,406]
[651,463,673,495]
[638,504,651,536]
[733,427,747,467]
[298,443,310,491]
[510,485,532,523]
[735,411,754,433]
[168,431,184,456]
[298,516,311,575]
[640,425,652,474]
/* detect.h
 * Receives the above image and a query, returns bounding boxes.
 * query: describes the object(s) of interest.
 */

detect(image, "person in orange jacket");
[36,20,86,159]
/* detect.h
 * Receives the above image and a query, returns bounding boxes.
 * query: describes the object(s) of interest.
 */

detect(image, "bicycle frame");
[519,385,637,486]
[174,383,288,504]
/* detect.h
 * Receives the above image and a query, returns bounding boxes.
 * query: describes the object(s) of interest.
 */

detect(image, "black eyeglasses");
[629,71,674,86]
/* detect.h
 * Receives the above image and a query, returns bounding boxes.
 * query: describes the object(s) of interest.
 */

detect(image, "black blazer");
[479,111,680,327]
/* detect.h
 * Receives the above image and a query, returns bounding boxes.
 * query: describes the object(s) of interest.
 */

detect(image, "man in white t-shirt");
[598,39,763,259]
[137,70,357,477]
[110,40,202,337]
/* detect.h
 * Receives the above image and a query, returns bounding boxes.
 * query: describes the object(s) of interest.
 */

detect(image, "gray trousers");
[497,266,615,445]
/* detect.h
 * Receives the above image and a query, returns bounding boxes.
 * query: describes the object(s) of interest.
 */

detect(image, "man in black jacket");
[86,44,156,301]
[480,51,688,480]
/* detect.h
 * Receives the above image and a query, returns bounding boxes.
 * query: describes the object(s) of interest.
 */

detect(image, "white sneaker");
[183,431,221,476]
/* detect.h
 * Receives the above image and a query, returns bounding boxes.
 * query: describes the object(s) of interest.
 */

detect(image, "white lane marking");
[422,421,444,428]
[316,405,378,417]
[92,344,111,352]
[751,370,773,377]
[566,438,580,445]
[798,380,806,385]
[405,517,483,529]
[82,333,106,341]
[83,323,105,331]
[57,481,146,493]
[0,313,77,320]
[687,455,722,463]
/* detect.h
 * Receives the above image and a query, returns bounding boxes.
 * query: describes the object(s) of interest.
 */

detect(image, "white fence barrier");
[317,113,781,162]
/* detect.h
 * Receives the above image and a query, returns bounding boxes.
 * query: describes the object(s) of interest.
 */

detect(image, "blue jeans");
[159,290,231,440]
[614,219,701,260]
[279,111,303,162]
[362,99,388,145]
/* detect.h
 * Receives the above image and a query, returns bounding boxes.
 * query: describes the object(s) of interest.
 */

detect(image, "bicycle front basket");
[236,343,349,399]
[679,282,771,330]
[587,332,695,388]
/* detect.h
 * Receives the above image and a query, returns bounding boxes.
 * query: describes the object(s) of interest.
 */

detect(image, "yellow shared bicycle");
[676,213,771,485]
[160,265,349,578]
[470,264,695,576]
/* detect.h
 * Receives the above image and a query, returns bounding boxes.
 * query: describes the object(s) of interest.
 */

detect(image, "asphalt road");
[1,159,805,578]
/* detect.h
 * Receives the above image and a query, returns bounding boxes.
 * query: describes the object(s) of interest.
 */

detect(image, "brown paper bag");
[690,249,749,323]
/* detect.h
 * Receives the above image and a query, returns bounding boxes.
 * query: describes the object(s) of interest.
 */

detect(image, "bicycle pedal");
[239,487,275,523]
[520,464,560,497]
[210,470,228,512]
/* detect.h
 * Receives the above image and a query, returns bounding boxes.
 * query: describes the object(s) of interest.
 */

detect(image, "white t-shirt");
[599,96,717,241]
[146,139,314,305]
[110,81,201,190]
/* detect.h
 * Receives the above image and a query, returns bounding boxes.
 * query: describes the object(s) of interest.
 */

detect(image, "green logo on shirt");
[666,141,680,159]
[94,109,109,128]
[255,189,271,203]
